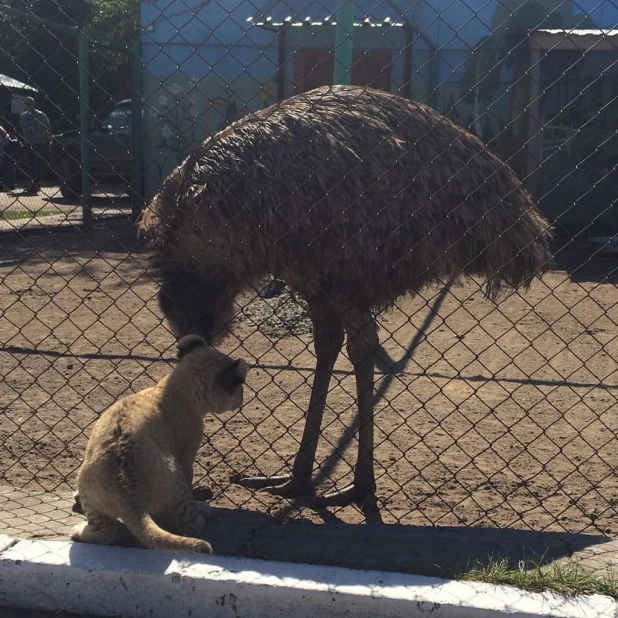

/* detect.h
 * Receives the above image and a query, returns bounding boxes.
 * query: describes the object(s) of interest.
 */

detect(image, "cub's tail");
[122,509,212,554]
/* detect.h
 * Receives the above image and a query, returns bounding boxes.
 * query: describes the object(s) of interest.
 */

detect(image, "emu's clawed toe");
[233,473,314,497]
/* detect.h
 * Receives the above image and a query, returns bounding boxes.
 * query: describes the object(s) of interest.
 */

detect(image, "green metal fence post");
[130,38,144,221]
[333,0,354,85]
[384,0,441,107]
[78,31,92,228]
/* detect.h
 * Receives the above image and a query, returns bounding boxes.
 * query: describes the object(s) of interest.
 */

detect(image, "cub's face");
[177,334,248,414]
[212,356,248,413]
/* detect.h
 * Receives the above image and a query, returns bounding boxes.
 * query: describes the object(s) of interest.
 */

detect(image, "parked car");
[50,100,133,198]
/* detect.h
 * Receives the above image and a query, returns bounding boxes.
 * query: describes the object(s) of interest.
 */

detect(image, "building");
[141,0,618,233]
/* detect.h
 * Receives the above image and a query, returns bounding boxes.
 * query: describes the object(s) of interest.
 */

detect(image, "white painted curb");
[0,534,615,618]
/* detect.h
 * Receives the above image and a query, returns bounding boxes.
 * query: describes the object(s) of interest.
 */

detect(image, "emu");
[138,85,552,514]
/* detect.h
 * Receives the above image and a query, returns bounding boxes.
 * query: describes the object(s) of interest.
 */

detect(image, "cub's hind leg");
[71,512,135,547]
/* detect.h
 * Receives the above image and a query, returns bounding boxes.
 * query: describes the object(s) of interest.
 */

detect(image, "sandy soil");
[1,219,617,535]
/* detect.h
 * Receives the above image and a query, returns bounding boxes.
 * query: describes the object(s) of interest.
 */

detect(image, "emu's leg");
[236,301,344,496]
[318,310,379,515]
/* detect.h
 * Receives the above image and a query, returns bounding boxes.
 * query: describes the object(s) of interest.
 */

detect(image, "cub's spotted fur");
[71,335,247,553]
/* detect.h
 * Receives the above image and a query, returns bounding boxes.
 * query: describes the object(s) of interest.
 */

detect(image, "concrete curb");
[0,534,615,618]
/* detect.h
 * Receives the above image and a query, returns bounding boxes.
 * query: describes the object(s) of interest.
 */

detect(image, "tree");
[0,0,138,131]
[88,0,139,119]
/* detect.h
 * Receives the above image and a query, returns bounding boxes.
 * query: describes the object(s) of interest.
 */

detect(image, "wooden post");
[130,37,144,221]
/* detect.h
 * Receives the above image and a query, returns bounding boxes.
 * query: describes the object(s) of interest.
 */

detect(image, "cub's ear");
[217,359,248,392]
[177,334,207,358]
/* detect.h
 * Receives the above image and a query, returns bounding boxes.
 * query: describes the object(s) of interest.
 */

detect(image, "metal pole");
[130,38,144,221]
[333,0,354,85]
[526,42,542,197]
[78,31,92,228]
[277,24,287,101]
[428,52,439,109]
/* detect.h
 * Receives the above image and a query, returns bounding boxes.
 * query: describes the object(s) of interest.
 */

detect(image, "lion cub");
[71,335,247,554]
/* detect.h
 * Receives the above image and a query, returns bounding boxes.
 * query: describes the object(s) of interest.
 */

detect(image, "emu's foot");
[192,483,214,502]
[260,279,286,299]
[317,483,381,519]
[262,477,315,498]
[233,473,314,497]
[194,500,214,520]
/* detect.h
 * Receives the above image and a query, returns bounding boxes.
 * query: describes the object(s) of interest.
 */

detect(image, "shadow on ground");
[0,214,144,265]
[1,211,617,289]
[42,194,132,208]
[3,485,613,580]
[1,215,617,284]
[0,609,107,618]
[192,506,615,579]
[551,235,618,284]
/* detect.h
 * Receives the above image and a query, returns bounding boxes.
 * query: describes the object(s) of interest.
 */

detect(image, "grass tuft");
[459,554,618,599]
[0,209,58,221]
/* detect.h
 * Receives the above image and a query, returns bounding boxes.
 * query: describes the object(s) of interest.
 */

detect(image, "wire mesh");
[0,0,617,543]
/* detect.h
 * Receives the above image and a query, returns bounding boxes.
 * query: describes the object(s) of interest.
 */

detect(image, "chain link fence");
[0,0,617,541]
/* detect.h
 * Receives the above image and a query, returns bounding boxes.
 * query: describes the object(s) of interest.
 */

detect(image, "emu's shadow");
[66,509,610,601]
[170,506,612,579]
[6,483,611,581]
[69,504,612,579]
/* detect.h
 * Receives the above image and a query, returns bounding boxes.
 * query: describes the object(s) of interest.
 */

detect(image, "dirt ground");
[0,218,617,536]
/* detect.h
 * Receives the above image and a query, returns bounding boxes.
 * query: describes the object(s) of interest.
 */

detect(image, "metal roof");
[247,15,405,29]
[0,73,38,92]
[536,28,618,37]
[530,29,618,50]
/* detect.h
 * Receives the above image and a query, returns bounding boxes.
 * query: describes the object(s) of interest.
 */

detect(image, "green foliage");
[460,554,618,599]
[0,0,138,132]
[88,0,139,121]
[89,0,138,39]
[0,208,60,221]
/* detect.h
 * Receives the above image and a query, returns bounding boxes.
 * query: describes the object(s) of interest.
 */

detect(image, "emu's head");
[157,266,239,345]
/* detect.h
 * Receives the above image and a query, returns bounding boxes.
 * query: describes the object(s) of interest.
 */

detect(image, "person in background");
[0,123,8,190]
[0,122,16,192]
[15,96,50,195]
